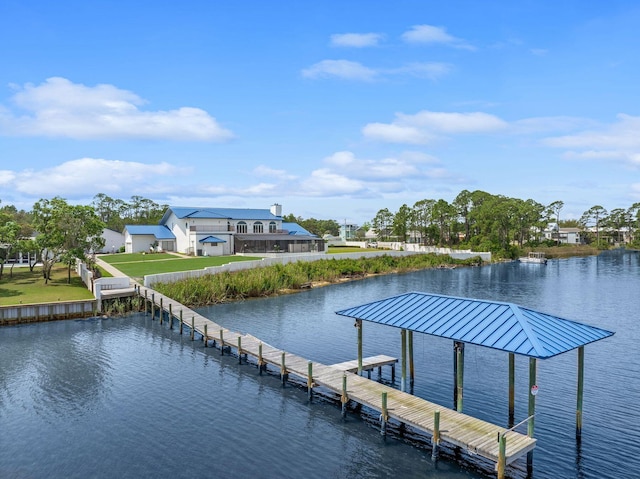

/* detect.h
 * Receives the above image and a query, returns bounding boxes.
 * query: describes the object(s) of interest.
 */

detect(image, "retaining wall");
[0,300,97,326]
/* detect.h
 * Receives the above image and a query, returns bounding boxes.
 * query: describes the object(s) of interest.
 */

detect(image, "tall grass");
[155,254,482,307]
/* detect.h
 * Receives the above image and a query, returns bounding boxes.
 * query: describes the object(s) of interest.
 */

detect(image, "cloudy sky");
[1,1,639,223]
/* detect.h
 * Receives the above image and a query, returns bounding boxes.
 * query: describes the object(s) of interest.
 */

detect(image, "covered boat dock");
[336,291,614,477]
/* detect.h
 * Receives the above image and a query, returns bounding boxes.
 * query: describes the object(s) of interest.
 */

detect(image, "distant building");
[543,224,584,244]
[123,204,324,255]
[339,223,359,241]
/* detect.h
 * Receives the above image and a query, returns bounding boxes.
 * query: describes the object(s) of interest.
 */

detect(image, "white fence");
[76,261,132,301]
[143,249,490,288]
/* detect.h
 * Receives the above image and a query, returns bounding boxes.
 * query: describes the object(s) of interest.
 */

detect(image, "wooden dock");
[138,286,535,473]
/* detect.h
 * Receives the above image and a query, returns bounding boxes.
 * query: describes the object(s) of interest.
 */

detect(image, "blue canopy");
[199,236,226,244]
[336,292,614,359]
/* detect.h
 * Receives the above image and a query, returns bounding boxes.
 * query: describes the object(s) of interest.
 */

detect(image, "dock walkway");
[138,286,535,472]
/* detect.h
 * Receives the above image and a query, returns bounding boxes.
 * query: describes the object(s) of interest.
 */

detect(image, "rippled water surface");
[1,250,638,479]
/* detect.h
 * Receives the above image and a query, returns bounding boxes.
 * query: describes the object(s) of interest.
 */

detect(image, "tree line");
[0,194,166,282]
[2,191,639,283]
[370,190,640,257]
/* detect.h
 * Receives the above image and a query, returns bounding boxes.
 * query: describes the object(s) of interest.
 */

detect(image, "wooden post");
[159,297,163,324]
[527,357,537,471]
[237,336,242,364]
[281,352,288,385]
[151,294,155,319]
[408,330,415,390]
[169,304,173,330]
[144,290,148,315]
[356,319,363,375]
[509,352,515,427]
[179,310,183,334]
[220,329,224,355]
[341,374,348,418]
[307,361,313,402]
[431,410,440,460]
[258,343,264,375]
[576,346,584,438]
[401,329,407,392]
[497,434,507,479]
[456,342,465,412]
[203,324,208,347]
[190,316,195,340]
[380,391,388,435]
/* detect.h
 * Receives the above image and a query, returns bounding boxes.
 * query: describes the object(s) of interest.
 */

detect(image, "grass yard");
[98,253,262,279]
[0,265,94,306]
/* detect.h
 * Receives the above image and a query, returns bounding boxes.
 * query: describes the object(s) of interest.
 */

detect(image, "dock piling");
[380,391,388,436]
[281,352,288,385]
[179,310,183,334]
[432,410,440,460]
[204,324,208,347]
[341,374,348,418]
[238,336,242,364]
[307,361,313,402]
[190,316,194,340]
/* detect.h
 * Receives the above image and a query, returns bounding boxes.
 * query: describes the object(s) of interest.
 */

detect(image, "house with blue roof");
[123,204,324,256]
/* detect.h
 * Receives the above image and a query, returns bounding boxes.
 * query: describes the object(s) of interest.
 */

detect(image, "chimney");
[270,203,282,217]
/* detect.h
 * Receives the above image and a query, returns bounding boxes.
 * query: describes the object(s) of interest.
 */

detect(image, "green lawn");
[99,253,261,279]
[0,265,94,306]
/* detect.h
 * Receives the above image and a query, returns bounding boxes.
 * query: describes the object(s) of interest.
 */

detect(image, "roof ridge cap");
[510,303,547,357]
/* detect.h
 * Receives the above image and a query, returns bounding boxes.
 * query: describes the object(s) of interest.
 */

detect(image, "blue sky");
[1,1,639,224]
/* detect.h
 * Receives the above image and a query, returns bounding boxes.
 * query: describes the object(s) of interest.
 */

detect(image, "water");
[1,250,638,479]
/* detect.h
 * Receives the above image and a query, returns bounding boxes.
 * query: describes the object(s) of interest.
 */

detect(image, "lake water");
[1,250,638,479]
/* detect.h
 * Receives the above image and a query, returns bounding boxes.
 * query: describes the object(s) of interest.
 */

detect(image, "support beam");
[527,357,537,471]
[576,346,584,439]
[401,329,407,392]
[455,341,465,413]
[408,330,415,391]
[356,319,363,375]
[509,352,515,427]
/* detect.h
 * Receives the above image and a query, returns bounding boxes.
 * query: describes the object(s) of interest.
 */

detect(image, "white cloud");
[11,158,188,196]
[298,168,367,196]
[0,77,234,141]
[252,165,298,180]
[330,33,384,47]
[0,170,16,185]
[401,25,476,50]
[542,114,640,167]
[386,62,452,80]
[301,60,377,81]
[363,110,507,144]
[323,150,425,180]
[361,123,431,144]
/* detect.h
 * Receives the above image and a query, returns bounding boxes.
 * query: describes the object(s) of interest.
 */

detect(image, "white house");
[98,228,126,253]
[123,204,324,255]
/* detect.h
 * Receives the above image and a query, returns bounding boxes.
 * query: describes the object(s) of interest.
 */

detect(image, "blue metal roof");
[199,235,226,243]
[161,206,279,224]
[335,292,614,359]
[124,225,175,240]
[282,222,317,237]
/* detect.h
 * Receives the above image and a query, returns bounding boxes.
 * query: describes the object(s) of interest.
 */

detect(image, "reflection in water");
[0,251,638,479]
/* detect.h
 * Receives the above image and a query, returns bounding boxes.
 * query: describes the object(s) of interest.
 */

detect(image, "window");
[269,221,277,233]
[237,221,247,233]
[253,221,264,233]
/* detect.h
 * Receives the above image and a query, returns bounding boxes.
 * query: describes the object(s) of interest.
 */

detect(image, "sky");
[1,1,639,224]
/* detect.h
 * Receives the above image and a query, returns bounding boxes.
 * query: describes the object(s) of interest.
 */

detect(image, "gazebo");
[335,291,614,470]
